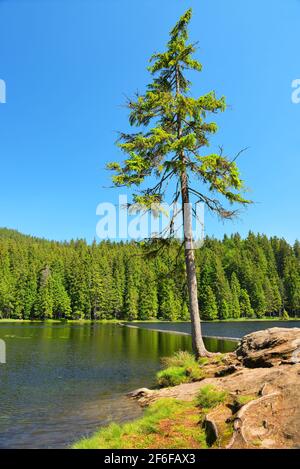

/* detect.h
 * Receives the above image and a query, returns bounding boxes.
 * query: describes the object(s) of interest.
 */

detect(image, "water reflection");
[0,323,235,448]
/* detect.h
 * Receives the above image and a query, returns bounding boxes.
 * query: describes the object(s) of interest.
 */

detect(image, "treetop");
[107,8,251,220]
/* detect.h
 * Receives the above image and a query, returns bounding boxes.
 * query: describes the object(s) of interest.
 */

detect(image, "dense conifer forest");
[0,228,299,320]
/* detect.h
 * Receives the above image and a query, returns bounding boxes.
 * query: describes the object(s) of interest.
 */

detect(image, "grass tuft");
[157,351,203,387]
[160,351,196,368]
[236,394,256,406]
[196,385,228,409]
[156,366,189,387]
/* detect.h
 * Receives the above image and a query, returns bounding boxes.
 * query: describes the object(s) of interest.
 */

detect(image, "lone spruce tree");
[107,9,250,357]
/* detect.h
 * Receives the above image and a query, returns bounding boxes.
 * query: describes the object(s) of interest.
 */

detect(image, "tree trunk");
[175,65,209,358]
[180,168,208,358]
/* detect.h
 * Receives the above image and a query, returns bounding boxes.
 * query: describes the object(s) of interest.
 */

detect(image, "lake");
[0,320,297,448]
[130,319,300,339]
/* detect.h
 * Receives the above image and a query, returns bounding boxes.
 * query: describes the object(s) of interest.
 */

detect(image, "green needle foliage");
[0,228,299,320]
[108,8,250,215]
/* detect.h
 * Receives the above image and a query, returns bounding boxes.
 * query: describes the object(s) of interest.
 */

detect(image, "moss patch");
[236,394,256,406]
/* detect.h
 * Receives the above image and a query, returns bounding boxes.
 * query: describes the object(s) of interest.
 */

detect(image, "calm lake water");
[0,322,234,449]
[131,320,300,339]
[0,320,297,449]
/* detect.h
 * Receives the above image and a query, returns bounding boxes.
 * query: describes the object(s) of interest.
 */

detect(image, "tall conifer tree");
[107,10,250,357]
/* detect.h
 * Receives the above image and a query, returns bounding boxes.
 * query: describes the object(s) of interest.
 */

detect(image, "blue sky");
[0,0,299,243]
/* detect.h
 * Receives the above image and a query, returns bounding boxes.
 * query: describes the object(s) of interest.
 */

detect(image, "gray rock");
[236,327,300,368]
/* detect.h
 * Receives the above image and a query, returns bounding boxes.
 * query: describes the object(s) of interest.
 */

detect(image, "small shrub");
[185,362,203,381]
[196,385,227,409]
[157,351,203,387]
[161,351,196,369]
[156,366,188,387]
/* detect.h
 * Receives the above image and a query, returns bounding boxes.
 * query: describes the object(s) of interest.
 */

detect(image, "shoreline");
[73,327,300,449]
[120,323,240,343]
[0,317,299,324]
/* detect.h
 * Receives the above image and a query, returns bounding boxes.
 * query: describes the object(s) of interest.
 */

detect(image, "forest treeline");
[0,228,299,320]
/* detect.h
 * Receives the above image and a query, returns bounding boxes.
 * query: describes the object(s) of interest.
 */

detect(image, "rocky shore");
[129,327,300,449]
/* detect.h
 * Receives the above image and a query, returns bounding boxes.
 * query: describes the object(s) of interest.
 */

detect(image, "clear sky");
[0,0,299,243]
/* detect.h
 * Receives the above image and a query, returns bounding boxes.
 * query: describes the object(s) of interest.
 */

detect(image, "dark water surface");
[131,320,300,339]
[0,322,233,449]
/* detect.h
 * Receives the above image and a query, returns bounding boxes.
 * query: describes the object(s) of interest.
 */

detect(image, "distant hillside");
[0,228,299,320]
[0,228,36,240]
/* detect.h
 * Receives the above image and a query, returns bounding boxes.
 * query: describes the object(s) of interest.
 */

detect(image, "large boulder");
[236,327,300,368]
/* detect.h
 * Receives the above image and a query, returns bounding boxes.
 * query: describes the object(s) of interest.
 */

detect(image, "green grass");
[251,439,262,447]
[236,394,256,406]
[0,319,63,323]
[156,366,189,387]
[207,317,300,322]
[1,317,299,323]
[198,357,209,366]
[72,355,258,449]
[68,319,120,323]
[73,387,231,449]
[160,351,196,368]
[0,319,120,323]
[156,351,203,387]
[210,353,226,364]
[196,385,228,410]
[73,398,206,449]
